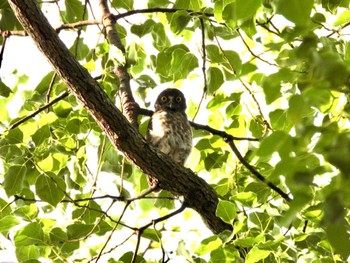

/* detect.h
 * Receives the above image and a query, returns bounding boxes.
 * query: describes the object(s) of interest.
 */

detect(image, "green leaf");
[169,10,191,34]
[15,245,41,262]
[50,227,68,242]
[0,8,22,30]
[71,38,89,61]
[0,79,12,97]
[0,215,20,234]
[234,235,265,247]
[326,220,350,259]
[274,0,313,26]
[207,67,224,94]
[156,45,198,82]
[210,245,237,262]
[66,118,81,134]
[222,50,242,75]
[32,125,50,146]
[119,251,144,263]
[111,0,134,10]
[0,198,11,217]
[196,236,223,255]
[333,10,350,26]
[287,94,313,124]
[173,0,190,9]
[262,68,295,104]
[206,44,225,63]
[67,223,95,240]
[35,71,56,95]
[280,191,313,226]
[269,109,293,132]
[131,19,156,38]
[216,200,236,224]
[14,203,39,221]
[151,23,171,50]
[223,0,262,22]
[142,228,162,242]
[64,0,84,22]
[53,100,73,118]
[35,173,66,206]
[4,127,23,144]
[37,112,58,126]
[3,165,27,196]
[256,131,292,158]
[14,222,44,247]
[148,0,170,8]
[246,247,271,263]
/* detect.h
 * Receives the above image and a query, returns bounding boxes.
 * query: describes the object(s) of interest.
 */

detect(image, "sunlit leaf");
[131,19,155,38]
[3,165,26,196]
[64,0,85,22]
[169,10,191,34]
[0,215,20,234]
[35,173,66,206]
[111,0,134,10]
[216,200,236,224]
[67,223,95,240]
[246,247,271,263]
[196,236,222,255]
[207,67,224,94]
[32,125,50,146]
[333,10,350,26]
[14,222,44,247]
[274,0,313,26]
[326,220,350,258]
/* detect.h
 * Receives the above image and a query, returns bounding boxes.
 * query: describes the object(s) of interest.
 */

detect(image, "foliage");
[1,0,350,262]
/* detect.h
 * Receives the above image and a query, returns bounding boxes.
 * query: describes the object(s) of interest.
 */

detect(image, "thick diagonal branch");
[8,0,231,234]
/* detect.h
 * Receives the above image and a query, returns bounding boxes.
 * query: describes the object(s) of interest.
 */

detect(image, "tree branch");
[225,139,292,201]
[8,0,231,234]
[99,0,139,127]
[112,8,214,21]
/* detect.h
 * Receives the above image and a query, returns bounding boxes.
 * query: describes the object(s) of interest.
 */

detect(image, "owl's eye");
[176,96,182,103]
[161,96,167,102]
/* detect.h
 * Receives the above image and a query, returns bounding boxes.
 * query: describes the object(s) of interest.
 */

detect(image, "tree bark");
[8,0,232,234]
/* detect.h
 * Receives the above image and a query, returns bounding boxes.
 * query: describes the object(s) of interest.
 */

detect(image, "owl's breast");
[148,111,170,139]
[147,110,192,163]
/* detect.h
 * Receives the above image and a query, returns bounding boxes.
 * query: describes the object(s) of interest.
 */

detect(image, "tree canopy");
[1,0,350,262]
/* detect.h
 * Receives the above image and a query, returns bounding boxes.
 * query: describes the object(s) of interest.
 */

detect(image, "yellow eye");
[161,96,167,102]
[176,96,182,102]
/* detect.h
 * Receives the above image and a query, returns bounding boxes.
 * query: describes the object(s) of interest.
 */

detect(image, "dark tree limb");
[8,0,231,234]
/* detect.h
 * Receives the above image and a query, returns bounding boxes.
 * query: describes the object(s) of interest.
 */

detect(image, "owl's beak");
[168,97,176,110]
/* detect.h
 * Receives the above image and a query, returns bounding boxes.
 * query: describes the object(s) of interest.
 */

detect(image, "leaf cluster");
[1,0,350,262]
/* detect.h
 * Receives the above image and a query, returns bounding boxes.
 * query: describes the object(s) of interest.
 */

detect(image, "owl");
[146,88,192,188]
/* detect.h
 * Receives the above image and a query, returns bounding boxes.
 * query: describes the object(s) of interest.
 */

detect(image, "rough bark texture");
[99,0,140,127]
[8,0,232,234]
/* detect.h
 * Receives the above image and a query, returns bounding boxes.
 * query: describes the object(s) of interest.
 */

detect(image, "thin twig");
[45,72,58,105]
[5,91,69,132]
[131,203,187,263]
[192,18,207,122]
[225,139,291,202]
[236,29,278,67]
[96,202,131,262]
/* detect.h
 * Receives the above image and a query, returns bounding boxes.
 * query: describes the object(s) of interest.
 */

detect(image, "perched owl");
[146,88,192,188]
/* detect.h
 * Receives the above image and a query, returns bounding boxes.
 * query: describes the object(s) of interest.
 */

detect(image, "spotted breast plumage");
[146,88,192,188]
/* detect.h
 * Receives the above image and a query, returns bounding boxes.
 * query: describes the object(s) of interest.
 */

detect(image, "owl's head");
[154,88,187,112]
